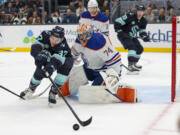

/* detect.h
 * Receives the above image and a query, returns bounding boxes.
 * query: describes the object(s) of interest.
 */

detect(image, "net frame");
[172,16,180,102]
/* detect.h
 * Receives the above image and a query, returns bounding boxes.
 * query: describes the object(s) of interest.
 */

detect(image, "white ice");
[0,52,180,135]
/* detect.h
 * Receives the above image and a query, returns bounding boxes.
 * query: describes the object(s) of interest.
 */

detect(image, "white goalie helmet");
[88,0,98,8]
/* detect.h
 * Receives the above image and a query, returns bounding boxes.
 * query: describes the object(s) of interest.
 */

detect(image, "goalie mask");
[77,23,93,45]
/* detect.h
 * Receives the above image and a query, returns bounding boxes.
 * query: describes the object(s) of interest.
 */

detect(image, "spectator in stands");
[69,2,76,13]
[0,10,7,24]
[47,10,62,24]
[42,11,51,24]
[105,9,110,19]
[13,11,27,24]
[156,7,166,23]
[5,2,14,14]
[131,7,137,12]
[27,10,41,24]
[7,12,16,24]
[144,7,155,23]
[125,9,131,14]
[76,1,86,18]
[14,0,24,10]
[166,8,175,23]
[167,0,174,11]
[62,8,77,24]
[101,0,108,12]
[77,8,83,22]
[21,4,29,18]
[148,3,158,15]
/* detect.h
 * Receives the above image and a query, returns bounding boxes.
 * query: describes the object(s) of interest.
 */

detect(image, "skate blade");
[127,71,139,75]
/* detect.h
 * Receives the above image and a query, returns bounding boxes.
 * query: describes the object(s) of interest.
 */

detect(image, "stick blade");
[80,116,92,126]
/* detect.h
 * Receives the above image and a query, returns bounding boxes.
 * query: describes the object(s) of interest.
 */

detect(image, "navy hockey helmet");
[51,26,64,38]
[137,5,146,11]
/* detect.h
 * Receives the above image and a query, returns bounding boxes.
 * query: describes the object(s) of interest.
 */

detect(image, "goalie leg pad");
[58,66,88,97]
[58,80,70,97]
[79,86,120,104]
[116,87,137,103]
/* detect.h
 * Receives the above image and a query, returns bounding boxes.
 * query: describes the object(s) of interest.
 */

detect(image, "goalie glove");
[100,68,120,93]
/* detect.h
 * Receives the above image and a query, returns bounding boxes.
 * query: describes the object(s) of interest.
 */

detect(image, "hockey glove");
[44,64,55,77]
[140,33,150,42]
[35,52,49,68]
[142,35,150,42]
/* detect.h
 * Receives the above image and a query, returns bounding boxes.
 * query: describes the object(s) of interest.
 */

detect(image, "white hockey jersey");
[79,11,109,36]
[72,32,122,74]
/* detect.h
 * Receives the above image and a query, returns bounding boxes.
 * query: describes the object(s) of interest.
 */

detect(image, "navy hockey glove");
[35,52,49,68]
[142,35,150,42]
[44,64,55,77]
[140,33,150,42]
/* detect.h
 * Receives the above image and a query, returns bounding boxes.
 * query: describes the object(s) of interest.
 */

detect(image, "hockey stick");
[28,84,51,99]
[122,64,133,72]
[43,70,92,127]
[0,48,16,52]
[0,85,25,100]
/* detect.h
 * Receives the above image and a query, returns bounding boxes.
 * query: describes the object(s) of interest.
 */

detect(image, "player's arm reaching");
[31,31,52,69]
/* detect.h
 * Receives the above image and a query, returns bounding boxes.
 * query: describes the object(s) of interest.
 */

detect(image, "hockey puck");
[73,123,80,131]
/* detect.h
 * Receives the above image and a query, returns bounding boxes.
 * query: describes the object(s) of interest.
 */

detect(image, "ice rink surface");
[0,52,180,135]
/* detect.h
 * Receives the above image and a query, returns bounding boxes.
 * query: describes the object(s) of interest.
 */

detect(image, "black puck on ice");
[73,123,80,131]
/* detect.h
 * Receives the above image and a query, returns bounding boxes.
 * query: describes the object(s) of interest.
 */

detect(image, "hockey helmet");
[88,0,98,8]
[51,26,64,38]
[77,23,93,44]
[137,5,146,11]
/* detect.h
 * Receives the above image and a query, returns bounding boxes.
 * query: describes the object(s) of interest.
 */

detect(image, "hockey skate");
[20,88,34,99]
[134,62,142,70]
[48,85,60,106]
[48,90,57,104]
[127,63,140,75]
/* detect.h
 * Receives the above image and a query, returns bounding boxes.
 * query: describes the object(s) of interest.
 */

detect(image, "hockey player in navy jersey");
[114,5,150,74]
[20,26,73,104]
[57,23,138,103]
[79,0,109,36]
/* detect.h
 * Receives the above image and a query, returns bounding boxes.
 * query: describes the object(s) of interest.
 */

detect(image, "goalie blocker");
[57,66,138,103]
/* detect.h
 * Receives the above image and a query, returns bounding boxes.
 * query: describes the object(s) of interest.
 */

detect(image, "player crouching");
[58,23,138,103]
[20,26,73,105]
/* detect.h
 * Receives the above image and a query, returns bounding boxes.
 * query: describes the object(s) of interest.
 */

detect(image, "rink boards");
[0,24,177,52]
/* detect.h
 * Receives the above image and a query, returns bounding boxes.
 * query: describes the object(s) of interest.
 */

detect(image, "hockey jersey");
[31,30,72,68]
[114,12,148,38]
[72,32,122,74]
[79,11,109,36]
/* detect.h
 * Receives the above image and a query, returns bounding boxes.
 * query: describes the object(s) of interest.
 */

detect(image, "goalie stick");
[43,68,92,127]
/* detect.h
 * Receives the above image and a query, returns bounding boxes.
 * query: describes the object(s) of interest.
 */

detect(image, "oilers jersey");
[72,32,122,74]
[114,12,148,38]
[79,11,109,36]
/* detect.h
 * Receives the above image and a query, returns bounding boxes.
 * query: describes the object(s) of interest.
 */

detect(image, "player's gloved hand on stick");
[35,52,49,68]
[142,35,150,42]
[140,33,150,42]
[44,64,55,77]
